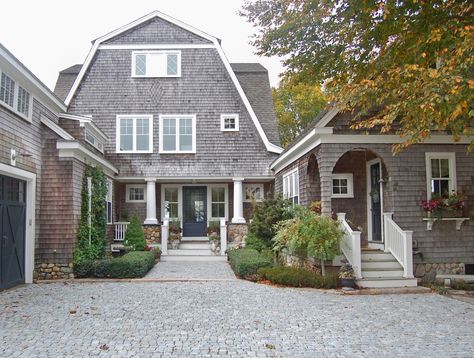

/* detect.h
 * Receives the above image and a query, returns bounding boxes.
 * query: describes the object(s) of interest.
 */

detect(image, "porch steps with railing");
[358,249,417,288]
[162,237,227,262]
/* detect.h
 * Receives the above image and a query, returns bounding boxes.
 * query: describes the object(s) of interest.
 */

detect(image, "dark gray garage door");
[0,175,26,289]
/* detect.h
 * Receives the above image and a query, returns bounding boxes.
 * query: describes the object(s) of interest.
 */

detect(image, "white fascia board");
[59,112,92,123]
[40,114,74,140]
[315,107,339,128]
[318,134,474,145]
[64,11,283,154]
[84,121,109,142]
[99,44,215,50]
[59,113,108,141]
[56,141,118,175]
[114,176,276,183]
[270,127,333,173]
[0,46,66,112]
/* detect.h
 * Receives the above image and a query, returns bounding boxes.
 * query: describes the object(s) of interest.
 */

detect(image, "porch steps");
[357,249,417,288]
[162,237,227,262]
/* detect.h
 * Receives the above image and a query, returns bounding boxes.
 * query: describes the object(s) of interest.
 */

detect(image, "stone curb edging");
[33,278,237,284]
[341,286,431,295]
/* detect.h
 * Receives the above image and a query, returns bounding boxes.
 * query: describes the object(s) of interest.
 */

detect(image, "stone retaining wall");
[227,223,248,249]
[415,262,465,282]
[143,225,161,245]
[34,263,74,280]
[277,251,322,275]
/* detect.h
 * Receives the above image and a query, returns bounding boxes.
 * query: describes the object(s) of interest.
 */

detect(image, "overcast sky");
[0,0,285,91]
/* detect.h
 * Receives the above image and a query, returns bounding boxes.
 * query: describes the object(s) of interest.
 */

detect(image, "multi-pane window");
[0,69,32,120]
[132,51,181,77]
[164,187,179,218]
[426,153,456,199]
[0,72,15,107]
[211,187,225,218]
[283,169,299,205]
[221,114,239,131]
[105,179,113,224]
[126,185,146,202]
[243,184,264,202]
[332,174,354,198]
[159,116,196,153]
[116,115,153,153]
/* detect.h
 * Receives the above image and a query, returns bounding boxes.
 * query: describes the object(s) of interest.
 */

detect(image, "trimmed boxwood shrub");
[257,266,338,289]
[74,251,155,278]
[228,248,273,277]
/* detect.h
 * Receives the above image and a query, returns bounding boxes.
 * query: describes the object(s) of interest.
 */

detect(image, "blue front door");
[182,187,207,237]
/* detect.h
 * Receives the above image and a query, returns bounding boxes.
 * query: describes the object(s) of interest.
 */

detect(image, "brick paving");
[0,263,473,357]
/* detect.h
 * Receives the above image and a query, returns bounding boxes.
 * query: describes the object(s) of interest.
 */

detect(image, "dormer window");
[132,51,181,77]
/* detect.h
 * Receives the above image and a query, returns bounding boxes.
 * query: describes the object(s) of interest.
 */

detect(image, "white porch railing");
[220,219,227,256]
[161,218,169,256]
[337,213,362,279]
[383,213,414,278]
[114,222,129,242]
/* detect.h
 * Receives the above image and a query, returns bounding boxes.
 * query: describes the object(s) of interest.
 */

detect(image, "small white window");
[105,179,113,224]
[283,169,299,205]
[425,153,456,199]
[132,51,181,77]
[17,85,30,117]
[211,187,226,218]
[116,115,153,153]
[0,69,32,121]
[0,72,15,107]
[220,114,239,131]
[126,184,146,203]
[243,184,264,202]
[85,129,104,153]
[332,174,354,198]
[159,115,196,153]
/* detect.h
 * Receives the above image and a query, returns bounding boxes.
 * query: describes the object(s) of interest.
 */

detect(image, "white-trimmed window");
[0,69,33,121]
[159,115,196,153]
[243,184,264,202]
[116,115,153,153]
[85,129,104,153]
[332,174,354,198]
[211,187,226,218]
[132,51,181,77]
[164,187,179,219]
[283,169,299,205]
[126,184,146,203]
[220,114,239,131]
[105,179,113,224]
[425,152,456,199]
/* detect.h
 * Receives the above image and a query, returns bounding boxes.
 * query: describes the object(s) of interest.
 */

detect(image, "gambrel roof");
[63,10,282,153]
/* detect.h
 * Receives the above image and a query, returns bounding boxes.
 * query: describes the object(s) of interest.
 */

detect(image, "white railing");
[383,213,413,278]
[337,213,362,279]
[161,218,169,256]
[220,218,227,256]
[114,222,129,242]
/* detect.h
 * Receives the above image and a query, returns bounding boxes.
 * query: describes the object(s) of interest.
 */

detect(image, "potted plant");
[207,221,220,253]
[339,262,356,288]
[169,220,182,249]
[421,191,465,218]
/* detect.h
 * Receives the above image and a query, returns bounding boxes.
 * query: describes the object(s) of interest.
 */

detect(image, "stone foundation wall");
[415,262,465,282]
[143,225,161,245]
[34,263,74,280]
[227,223,248,249]
[277,251,321,275]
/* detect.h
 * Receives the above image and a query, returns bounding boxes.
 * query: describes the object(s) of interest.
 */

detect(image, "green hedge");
[257,266,338,289]
[74,251,155,278]
[228,248,273,277]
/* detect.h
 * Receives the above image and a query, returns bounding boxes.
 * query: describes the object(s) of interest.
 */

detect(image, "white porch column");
[232,178,246,223]
[144,178,158,225]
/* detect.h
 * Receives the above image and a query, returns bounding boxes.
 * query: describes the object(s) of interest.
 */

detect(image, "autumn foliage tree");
[273,77,326,147]
[241,0,474,151]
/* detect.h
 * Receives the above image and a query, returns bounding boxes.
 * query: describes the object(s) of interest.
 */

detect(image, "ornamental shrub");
[228,248,273,277]
[245,232,268,252]
[257,266,338,289]
[74,251,155,278]
[124,215,146,251]
[248,195,293,248]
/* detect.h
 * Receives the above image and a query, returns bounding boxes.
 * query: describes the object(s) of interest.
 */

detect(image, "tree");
[241,1,474,151]
[124,215,146,251]
[273,77,327,147]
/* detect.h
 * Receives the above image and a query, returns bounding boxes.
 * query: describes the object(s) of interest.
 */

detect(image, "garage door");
[0,175,26,289]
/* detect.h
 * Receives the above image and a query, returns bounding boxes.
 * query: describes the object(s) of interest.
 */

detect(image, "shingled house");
[271,108,473,287]
[52,11,282,261]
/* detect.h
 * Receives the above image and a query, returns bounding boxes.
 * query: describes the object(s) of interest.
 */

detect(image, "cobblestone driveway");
[1,272,473,357]
[145,261,236,280]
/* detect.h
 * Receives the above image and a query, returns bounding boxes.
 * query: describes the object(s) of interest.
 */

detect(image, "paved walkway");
[145,261,236,280]
[1,277,474,357]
